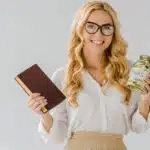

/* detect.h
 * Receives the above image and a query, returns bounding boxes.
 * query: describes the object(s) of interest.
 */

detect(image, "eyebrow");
[86,21,113,26]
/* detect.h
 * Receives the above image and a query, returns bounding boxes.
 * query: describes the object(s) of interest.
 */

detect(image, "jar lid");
[140,55,150,61]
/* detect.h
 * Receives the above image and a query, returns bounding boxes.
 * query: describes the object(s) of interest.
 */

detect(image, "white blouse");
[38,61,150,146]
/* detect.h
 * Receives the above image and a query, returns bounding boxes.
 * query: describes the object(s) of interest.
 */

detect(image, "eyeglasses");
[85,21,114,36]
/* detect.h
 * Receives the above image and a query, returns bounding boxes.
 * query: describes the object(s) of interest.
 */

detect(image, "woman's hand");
[141,72,150,105]
[28,93,48,115]
[139,72,150,120]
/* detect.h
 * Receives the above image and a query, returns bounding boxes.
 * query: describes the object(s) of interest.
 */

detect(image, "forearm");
[139,99,150,121]
[41,112,53,133]
[40,112,68,144]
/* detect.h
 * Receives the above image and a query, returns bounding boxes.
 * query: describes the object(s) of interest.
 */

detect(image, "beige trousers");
[64,131,126,150]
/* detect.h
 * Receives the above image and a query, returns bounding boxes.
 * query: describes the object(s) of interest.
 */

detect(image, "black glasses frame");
[85,21,114,36]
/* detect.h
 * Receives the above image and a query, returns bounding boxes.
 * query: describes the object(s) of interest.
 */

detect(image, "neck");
[84,53,105,71]
[82,46,106,71]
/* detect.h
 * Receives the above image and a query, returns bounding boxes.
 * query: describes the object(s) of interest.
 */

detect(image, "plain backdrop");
[1,0,150,150]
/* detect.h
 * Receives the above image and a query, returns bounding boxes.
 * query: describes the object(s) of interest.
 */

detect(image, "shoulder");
[127,59,133,68]
[127,58,136,69]
[51,66,66,80]
[130,90,141,106]
[50,66,67,89]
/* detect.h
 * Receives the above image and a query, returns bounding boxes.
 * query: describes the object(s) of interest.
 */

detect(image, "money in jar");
[126,55,150,94]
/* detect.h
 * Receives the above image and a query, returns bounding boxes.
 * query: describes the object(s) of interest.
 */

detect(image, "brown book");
[15,64,66,113]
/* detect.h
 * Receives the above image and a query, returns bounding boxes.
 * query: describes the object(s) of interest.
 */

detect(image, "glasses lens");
[102,25,114,36]
[85,22,98,34]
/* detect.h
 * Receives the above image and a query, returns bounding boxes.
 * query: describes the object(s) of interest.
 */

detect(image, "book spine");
[15,76,48,113]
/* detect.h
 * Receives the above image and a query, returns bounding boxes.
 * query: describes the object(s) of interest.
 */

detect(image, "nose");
[94,29,104,38]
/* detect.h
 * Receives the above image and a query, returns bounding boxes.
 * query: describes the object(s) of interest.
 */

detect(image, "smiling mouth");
[91,40,105,45]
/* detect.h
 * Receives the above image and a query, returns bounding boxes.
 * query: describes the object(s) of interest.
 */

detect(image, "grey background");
[1,0,150,150]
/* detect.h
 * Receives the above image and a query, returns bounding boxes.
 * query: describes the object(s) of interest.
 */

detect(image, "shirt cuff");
[132,105,150,133]
[38,117,52,143]
[38,109,55,143]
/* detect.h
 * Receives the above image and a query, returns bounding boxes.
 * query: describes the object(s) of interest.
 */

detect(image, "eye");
[102,25,114,35]
[85,22,98,34]
[86,23,97,29]
[103,25,113,30]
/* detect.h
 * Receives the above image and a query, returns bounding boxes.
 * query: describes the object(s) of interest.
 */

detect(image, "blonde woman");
[28,1,150,150]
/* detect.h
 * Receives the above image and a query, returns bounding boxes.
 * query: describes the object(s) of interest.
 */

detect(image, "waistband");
[70,131,123,139]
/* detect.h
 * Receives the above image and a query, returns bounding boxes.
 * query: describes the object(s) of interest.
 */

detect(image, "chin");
[94,47,105,52]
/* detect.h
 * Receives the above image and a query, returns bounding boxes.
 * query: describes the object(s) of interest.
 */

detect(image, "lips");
[91,40,104,45]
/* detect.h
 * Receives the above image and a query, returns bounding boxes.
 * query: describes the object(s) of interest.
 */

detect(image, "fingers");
[144,73,150,93]
[28,93,48,114]
[32,99,47,110]
[145,73,150,84]
[144,83,150,93]
[29,93,41,100]
[28,95,45,107]
[33,102,48,113]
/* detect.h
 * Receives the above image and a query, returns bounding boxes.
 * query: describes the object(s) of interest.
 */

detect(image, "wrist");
[41,111,49,117]
[139,99,150,120]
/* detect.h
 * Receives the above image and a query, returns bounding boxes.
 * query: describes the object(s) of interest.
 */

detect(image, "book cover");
[15,64,66,113]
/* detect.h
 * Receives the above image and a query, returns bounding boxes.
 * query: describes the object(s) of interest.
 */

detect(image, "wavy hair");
[62,1,131,107]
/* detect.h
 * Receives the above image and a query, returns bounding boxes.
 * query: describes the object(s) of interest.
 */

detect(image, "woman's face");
[82,9,114,56]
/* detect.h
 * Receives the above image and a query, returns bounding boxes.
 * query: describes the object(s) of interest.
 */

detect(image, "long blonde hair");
[62,1,131,107]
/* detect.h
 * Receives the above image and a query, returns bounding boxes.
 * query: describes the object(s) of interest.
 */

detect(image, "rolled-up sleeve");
[38,67,69,144]
[38,101,68,144]
[129,91,150,133]
[131,104,150,133]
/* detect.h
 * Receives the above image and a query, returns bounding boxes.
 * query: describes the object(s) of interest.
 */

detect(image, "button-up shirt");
[38,61,150,146]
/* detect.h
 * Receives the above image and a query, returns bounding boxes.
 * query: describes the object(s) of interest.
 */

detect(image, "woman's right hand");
[28,93,48,115]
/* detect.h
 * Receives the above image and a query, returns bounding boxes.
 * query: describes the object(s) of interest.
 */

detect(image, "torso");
[87,69,106,87]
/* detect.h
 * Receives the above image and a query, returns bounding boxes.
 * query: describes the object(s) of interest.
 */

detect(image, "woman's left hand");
[141,72,150,106]
[138,72,150,120]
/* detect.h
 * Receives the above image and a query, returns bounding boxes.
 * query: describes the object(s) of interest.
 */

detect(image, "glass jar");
[126,55,150,94]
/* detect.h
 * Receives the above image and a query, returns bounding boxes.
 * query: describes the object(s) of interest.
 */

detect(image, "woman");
[28,1,150,150]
